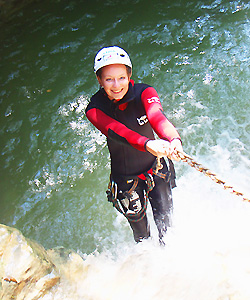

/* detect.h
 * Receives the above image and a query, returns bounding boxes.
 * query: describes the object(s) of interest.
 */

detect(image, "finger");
[170,149,181,161]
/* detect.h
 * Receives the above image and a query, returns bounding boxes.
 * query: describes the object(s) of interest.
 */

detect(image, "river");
[1,0,250,299]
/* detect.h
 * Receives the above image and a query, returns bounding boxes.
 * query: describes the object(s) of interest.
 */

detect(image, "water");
[1,0,250,299]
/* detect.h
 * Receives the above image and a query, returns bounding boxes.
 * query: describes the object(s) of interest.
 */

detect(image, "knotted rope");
[158,152,250,203]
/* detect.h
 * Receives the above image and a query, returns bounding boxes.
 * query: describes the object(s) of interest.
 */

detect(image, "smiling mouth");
[112,89,123,94]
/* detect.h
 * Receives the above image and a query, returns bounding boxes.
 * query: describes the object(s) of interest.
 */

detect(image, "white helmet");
[94,46,132,73]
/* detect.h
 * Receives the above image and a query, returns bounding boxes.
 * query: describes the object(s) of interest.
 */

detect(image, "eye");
[120,76,125,80]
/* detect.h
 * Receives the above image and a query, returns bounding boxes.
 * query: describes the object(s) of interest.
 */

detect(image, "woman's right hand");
[146,139,171,158]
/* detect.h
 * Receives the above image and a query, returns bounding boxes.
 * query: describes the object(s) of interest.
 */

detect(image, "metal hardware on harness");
[154,157,163,174]
[106,179,117,203]
[152,158,171,183]
[176,150,250,203]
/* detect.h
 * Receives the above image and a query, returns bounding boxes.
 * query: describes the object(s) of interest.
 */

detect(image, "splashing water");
[42,167,250,300]
[44,148,250,300]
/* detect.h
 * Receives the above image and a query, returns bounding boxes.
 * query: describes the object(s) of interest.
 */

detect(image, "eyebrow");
[103,73,127,78]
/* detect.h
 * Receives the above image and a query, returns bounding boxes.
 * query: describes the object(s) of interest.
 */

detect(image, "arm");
[141,87,180,141]
[141,87,183,161]
[86,107,149,152]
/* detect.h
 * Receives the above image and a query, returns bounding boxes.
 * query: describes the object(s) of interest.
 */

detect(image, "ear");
[127,68,132,80]
[96,75,102,87]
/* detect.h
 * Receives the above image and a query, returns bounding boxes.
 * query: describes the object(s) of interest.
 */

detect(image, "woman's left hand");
[168,138,183,161]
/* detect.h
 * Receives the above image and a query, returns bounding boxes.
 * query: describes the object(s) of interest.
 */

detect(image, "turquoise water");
[1,1,250,298]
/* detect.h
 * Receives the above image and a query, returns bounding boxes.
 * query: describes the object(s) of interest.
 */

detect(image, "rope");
[175,151,250,203]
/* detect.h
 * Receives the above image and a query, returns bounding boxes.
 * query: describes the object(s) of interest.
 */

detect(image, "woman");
[85,46,183,244]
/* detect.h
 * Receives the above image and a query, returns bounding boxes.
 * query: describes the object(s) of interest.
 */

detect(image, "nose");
[113,79,119,88]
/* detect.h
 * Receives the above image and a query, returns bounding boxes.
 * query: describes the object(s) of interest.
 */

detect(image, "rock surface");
[0,224,60,300]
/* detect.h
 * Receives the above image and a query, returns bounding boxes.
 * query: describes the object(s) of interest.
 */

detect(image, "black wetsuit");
[86,80,180,243]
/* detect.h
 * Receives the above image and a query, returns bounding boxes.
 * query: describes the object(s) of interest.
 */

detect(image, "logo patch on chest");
[137,115,148,126]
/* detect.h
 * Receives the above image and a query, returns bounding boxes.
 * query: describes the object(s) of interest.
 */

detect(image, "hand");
[145,139,171,158]
[146,139,184,162]
[169,138,183,161]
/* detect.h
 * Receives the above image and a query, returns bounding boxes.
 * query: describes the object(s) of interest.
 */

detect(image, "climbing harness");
[106,158,172,222]
[176,150,250,203]
[106,176,148,222]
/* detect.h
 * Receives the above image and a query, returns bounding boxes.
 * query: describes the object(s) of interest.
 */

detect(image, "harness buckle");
[106,179,117,203]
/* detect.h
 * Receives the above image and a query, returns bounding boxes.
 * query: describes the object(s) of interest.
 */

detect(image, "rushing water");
[1,0,250,299]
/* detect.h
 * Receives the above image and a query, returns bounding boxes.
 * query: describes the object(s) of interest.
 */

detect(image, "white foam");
[41,155,250,300]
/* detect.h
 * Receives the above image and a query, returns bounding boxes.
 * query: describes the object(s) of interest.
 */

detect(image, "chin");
[112,95,122,100]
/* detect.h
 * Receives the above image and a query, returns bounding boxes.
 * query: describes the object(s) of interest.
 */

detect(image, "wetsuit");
[86,80,180,243]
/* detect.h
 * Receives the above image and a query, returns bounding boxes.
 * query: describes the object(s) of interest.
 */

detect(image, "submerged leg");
[117,179,151,243]
[148,174,173,244]
[128,216,150,243]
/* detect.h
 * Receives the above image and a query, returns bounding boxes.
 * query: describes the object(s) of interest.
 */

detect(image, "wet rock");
[47,247,88,284]
[0,224,60,300]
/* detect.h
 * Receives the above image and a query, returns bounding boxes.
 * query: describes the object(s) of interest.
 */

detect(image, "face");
[97,64,131,101]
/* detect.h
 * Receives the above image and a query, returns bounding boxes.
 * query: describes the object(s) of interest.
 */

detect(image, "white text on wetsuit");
[147,96,161,104]
[137,115,148,126]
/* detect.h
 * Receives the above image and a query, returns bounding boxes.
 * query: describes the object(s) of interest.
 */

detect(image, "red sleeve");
[86,108,149,152]
[141,87,181,142]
